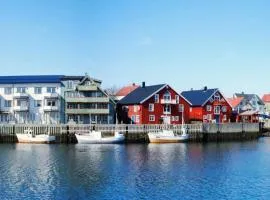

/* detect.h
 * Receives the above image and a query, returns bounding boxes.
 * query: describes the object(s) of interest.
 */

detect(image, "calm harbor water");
[1,138,270,200]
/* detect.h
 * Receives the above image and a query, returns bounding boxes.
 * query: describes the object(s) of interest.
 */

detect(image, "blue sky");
[0,0,270,97]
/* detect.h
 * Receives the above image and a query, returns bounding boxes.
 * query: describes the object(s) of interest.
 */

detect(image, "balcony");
[0,107,12,113]
[44,93,59,98]
[163,111,171,115]
[14,106,29,112]
[65,97,109,103]
[13,93,29,99]
[43,106,59,112]
[66,108,109,115]
[77,85,98,91]
[161,99,177,104]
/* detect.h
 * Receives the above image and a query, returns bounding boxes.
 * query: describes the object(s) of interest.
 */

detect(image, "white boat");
[16,128,56,144]
[148,127,189,143]
[75,131,125,144]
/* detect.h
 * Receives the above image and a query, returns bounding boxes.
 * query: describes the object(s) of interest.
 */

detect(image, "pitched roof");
[181,88,218,106]
[118,84,166,105]
[0,75,64,84]
[262,94,270,103]
[235,93,265,105]
[116,84,140,97]
[227,97,243,108]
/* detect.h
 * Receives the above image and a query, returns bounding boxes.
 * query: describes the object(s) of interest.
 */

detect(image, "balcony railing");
[14,106,29,112]
[65,97,109,103]
[13,93,29,98]
[43,106,59,112]
[77,85,98,91]
[161,99,177,104]
[65,108,109,115]
[44,93,59,98]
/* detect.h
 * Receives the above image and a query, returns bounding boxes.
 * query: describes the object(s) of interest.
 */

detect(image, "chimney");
[142,82,146,88]
[204,86,207,91]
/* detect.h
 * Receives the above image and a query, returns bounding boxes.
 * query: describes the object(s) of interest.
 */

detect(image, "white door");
[162,116,171,124]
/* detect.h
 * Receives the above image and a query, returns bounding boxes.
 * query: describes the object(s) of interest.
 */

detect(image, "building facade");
[181,87,232,123]
[63,75,115,124]
[117,83,190,124]
[0,76,63,124]
[0,75,115,124]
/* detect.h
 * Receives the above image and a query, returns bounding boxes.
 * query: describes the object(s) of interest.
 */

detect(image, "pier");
[0,123,260,143]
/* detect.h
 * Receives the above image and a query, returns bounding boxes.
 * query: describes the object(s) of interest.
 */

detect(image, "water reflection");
[0,139,269,199]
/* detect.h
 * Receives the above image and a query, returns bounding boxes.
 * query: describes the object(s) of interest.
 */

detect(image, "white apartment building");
[0,76,63,124]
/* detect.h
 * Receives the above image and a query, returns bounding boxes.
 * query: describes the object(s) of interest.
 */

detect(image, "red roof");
[262,94,270,102]
[116,83,139,97]
[227,97,243,108]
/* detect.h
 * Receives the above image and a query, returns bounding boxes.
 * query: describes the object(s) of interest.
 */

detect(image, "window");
[207,114,212,120]
[203,115,207,120]
[154,94,159,103]
[207,105,212,112]
[35,100,42,107]
[175,116,179,121]
[214,106,220,114]
[175,95,179,104]
[16,87,26,93]
[214,93,220,101]
[171,116,175,122]
[134,105,138,112]
[164,105,171,113]
[149,115,155,121]
[46,100,56,107]
[4,100,12,107]
[163,91,171,101]
[4,87,12,95]
[135,115,140,123]
[149,104,154,112]
[223,115,227,121]
[179,104,184,112]
[67,81,74,89]
[16,100,27,107]
[34,87,42,94]
[131,116,136,124]
[222,106,227,112]
[47,87,56,94]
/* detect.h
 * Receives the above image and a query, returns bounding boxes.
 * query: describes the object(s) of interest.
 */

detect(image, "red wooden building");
[117,82,190,124]
[181,87,232,123]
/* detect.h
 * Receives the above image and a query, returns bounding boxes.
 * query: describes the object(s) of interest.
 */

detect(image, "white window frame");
[34,87,42,94]
[164,105,171,114]
[35,100,42,107]
[175,116,179,121]
[131,115,136,124]
[135,115,140,123]
[4,100,12,107]
[179,104,184,112]
[4,87,12,95]
[222,106,227,113]
[149,115,155,122]
[214,93,221,101]
[214,106,220,115]
[134,105,138,112]
[206,105,212,112]
[203,115,207,120]
[171,116,175,122]
[175,95,180,104]
[16,87,26,94]
[223,115,227,121]
[154,94,159,103]
[163,91,171,101]
[149,104,154,112]
[47,87,56,94]
[207,114,212,120]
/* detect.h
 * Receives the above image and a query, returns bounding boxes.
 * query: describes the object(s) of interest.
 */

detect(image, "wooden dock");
[0,123,260,143]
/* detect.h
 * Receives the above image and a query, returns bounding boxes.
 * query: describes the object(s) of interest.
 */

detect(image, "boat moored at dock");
[148,128,189,143]
[75,131,125,144]
[16,128,56,144]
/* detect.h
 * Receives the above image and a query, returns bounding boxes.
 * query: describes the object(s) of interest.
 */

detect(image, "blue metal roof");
[181,88,218,106]
[118,84,166,105]
[0,75,64,84]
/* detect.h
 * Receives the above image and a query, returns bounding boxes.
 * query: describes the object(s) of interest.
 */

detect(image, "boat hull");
[16,134,56,144]
[148,136,189,143]
[75,134,125,144]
